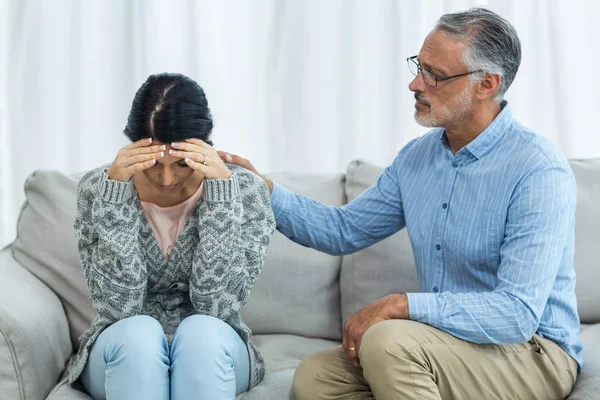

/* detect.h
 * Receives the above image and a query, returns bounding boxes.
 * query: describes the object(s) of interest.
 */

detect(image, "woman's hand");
[169,139,232,180]
[106,138,166,182]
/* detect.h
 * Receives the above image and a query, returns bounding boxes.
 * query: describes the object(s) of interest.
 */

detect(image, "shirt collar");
[465,100,512,159]
[440,100,513,160]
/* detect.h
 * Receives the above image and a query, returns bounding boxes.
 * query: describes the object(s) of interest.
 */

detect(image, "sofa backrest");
[569,159,600,324]
[241,171,346,340]
[339,158,600,325]
[10,157,600,350]
[12,171,95,348]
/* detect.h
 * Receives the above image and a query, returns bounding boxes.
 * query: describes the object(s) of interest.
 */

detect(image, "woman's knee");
[173,315,233,349]
[104,315,166,357]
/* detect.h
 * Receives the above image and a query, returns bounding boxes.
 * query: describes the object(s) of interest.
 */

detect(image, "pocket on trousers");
[500,338,536,354]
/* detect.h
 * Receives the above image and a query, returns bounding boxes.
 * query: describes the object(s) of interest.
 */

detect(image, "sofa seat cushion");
[240,334,339,400]
[47,334,339,400]
[568,323,600,399]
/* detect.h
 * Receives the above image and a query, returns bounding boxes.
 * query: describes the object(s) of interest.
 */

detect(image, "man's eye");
[177,163,189,168]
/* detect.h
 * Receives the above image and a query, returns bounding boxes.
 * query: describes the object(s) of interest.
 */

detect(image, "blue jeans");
[80,315,250,400]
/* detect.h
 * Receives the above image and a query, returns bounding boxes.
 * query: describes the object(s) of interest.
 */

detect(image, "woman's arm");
[74,168,147,323]
[189,171,276,320]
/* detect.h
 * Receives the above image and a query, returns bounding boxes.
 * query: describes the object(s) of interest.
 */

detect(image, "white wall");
[1,0,599,246]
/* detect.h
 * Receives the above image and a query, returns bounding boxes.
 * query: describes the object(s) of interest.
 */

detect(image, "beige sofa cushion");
[340,160,419,322]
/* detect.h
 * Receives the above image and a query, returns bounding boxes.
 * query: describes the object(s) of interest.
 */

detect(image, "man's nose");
[409,73,427,93]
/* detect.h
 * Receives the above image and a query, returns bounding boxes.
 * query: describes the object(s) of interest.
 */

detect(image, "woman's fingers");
[171,140,210,155]
[123,151,164,168]
[122,144,166,157]
[182,156,207,172]
[168,149,206,164]
[126,158,157,175]
[123,137,153,150]
[184,138,212,149]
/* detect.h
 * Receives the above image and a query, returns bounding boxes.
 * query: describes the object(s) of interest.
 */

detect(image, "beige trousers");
[293,320,576,400]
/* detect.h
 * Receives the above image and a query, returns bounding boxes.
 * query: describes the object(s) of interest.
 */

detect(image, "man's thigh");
[359,320,576,400]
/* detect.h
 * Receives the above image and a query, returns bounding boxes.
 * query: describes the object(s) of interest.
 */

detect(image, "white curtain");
[2,0,599,247]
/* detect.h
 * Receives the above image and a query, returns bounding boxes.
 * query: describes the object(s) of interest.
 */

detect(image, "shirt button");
[435,244,441,251]
[433,287,439,293]
[452,162,459,168]
[442,203,448,209]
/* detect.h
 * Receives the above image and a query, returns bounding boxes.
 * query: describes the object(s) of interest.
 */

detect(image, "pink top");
[140,182,204,261]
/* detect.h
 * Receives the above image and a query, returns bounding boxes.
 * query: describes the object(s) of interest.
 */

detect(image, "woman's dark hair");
[123,73,214,145]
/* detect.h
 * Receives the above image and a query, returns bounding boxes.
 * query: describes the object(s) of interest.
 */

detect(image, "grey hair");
[436,7,521,103]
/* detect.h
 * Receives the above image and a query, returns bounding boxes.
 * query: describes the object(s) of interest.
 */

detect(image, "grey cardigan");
[66,164,276,389]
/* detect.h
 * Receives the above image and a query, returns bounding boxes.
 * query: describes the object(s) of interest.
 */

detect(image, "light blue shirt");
[271,102,582,371]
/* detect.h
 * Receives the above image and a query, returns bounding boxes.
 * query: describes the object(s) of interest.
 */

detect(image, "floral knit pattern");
[66,163,276,389]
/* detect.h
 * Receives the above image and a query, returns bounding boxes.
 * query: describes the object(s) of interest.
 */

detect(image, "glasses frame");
[407,55,483,88]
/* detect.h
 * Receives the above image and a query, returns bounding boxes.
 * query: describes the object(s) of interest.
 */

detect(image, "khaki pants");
[293,320,576,400]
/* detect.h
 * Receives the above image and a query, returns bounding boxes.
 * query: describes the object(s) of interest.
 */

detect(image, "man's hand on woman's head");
[106,138,166,182]
[216,151,274,194]
[169,139,232,180]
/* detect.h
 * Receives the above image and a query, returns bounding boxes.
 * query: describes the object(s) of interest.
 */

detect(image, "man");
[219,7,581,400]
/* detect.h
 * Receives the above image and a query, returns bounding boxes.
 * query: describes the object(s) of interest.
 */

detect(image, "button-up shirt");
[271,101,582,370]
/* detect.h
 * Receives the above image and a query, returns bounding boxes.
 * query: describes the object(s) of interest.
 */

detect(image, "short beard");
[415,84,474,128]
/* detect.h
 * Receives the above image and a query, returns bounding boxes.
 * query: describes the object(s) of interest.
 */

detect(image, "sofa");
[0,158,599,400]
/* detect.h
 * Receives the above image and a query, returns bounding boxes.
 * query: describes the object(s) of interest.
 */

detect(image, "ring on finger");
[202,154,208,166]
[348,346,356,352]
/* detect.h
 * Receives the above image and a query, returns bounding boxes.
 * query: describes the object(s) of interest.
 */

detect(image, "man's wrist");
[386,293,410,320]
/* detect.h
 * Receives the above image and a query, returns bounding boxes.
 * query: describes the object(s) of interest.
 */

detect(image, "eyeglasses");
[407,55,483,88]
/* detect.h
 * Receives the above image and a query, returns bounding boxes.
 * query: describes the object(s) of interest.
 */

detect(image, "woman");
[66,73,276,400]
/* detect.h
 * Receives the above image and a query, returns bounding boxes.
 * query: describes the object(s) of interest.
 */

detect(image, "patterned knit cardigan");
[66,164,276,389]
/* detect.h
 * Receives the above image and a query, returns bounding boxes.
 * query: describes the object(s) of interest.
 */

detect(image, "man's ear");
[476,73,501,101]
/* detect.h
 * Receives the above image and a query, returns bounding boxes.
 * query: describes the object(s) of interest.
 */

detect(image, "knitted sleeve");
[189,169,276,320]
[74,168,147,323]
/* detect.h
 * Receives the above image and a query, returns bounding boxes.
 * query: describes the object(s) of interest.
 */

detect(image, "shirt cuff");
[271,182,292,223]
[203,173,241,203]
[99,171,135,204]
[406,292,441,327]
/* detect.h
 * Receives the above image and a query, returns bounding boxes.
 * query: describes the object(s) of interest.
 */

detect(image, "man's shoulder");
[512,122,568,166]
[507,122,571,171]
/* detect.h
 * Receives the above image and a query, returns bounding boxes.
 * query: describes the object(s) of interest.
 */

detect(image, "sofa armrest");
[567,324,600,400]
[0,248,73,400]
